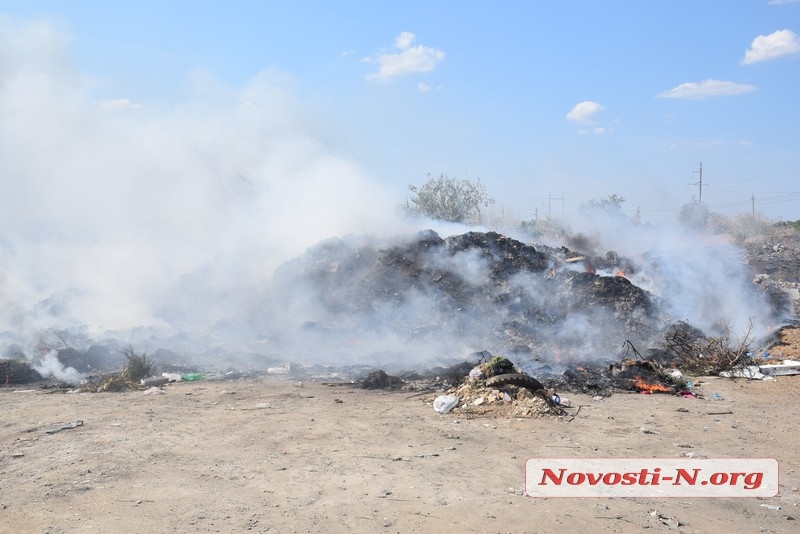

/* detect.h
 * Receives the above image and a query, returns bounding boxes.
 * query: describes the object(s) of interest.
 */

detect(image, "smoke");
[547,208,778,339]
[0,17,404,362]
[32,350,83,385]
[0,16,782,378]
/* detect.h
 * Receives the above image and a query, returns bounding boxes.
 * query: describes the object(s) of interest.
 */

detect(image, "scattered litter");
[161,373,182,382]
[759,360,800,376]
[761,504,781,511]
[551,394,572,407]
[181,372,204,382]
[140,376,169,387]
[433,395,459,414]
[658,514,682,528]
[719,366,774,380]
[45,420,84,434]
[640,427,660,435]
[649,510,683,528]
[469,366,485,380]
[142,387,165,396]
[680,451,708,459]
[709,393,724,401]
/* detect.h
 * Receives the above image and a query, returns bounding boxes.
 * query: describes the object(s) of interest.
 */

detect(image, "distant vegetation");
[775,220,800,232]
[584,194,626,214]
[402,179,796,240]
[402,173,494,224]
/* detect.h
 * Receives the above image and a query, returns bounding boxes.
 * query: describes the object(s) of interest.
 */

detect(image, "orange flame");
[616,270,625,277]
[634,376,672,393]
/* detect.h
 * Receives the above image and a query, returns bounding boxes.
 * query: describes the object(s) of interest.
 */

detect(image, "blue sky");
[2,0,800,225]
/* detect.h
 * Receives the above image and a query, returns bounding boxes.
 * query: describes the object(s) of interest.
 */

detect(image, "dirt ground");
[2,364,799,534]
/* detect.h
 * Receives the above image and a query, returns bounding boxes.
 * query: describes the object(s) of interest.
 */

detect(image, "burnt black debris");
[360,369,404,390]
[270,230,663,365]
[444,231,550,278]
[0,358,42,385]
[8,226,796,390]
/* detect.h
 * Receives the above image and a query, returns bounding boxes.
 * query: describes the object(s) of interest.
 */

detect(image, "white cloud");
[742,29,800,64]
[363,32,445,82]
[565,101,605,123]
[768,0,800,5]
[395,31,416,50]
[418,82,431,93]
[99,98,142,110]
[657,79,756,99]
[738,140,753,146]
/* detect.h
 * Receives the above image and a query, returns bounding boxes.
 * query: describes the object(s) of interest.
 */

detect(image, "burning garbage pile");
[268,230,665,368]
[268,227,789,370]
[3,226,795,395]
[265,227,797,401]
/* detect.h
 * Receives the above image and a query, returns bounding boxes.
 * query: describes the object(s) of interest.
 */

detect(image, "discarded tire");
[485,373,544,392]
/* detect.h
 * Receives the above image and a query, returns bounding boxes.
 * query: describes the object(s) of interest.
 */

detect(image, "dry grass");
[670,320,755,376]
[119,345,155,382]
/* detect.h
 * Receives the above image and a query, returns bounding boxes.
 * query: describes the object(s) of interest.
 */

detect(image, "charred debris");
[3,229,795,395]
[270,229,791,396]
[272,229,661,361]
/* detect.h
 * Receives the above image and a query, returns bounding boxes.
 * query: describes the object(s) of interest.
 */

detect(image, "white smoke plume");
[0,17,405,361]
[0,16,783,376]
[32,350,83,385]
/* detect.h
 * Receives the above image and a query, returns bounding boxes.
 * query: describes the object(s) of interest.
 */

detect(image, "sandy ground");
[2,369,799,534]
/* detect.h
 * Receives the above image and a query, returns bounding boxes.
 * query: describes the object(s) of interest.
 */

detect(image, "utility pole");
[691,162,704,204]
[632,207,641,225]
[752,194,755,215]
[544,192,565,218]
